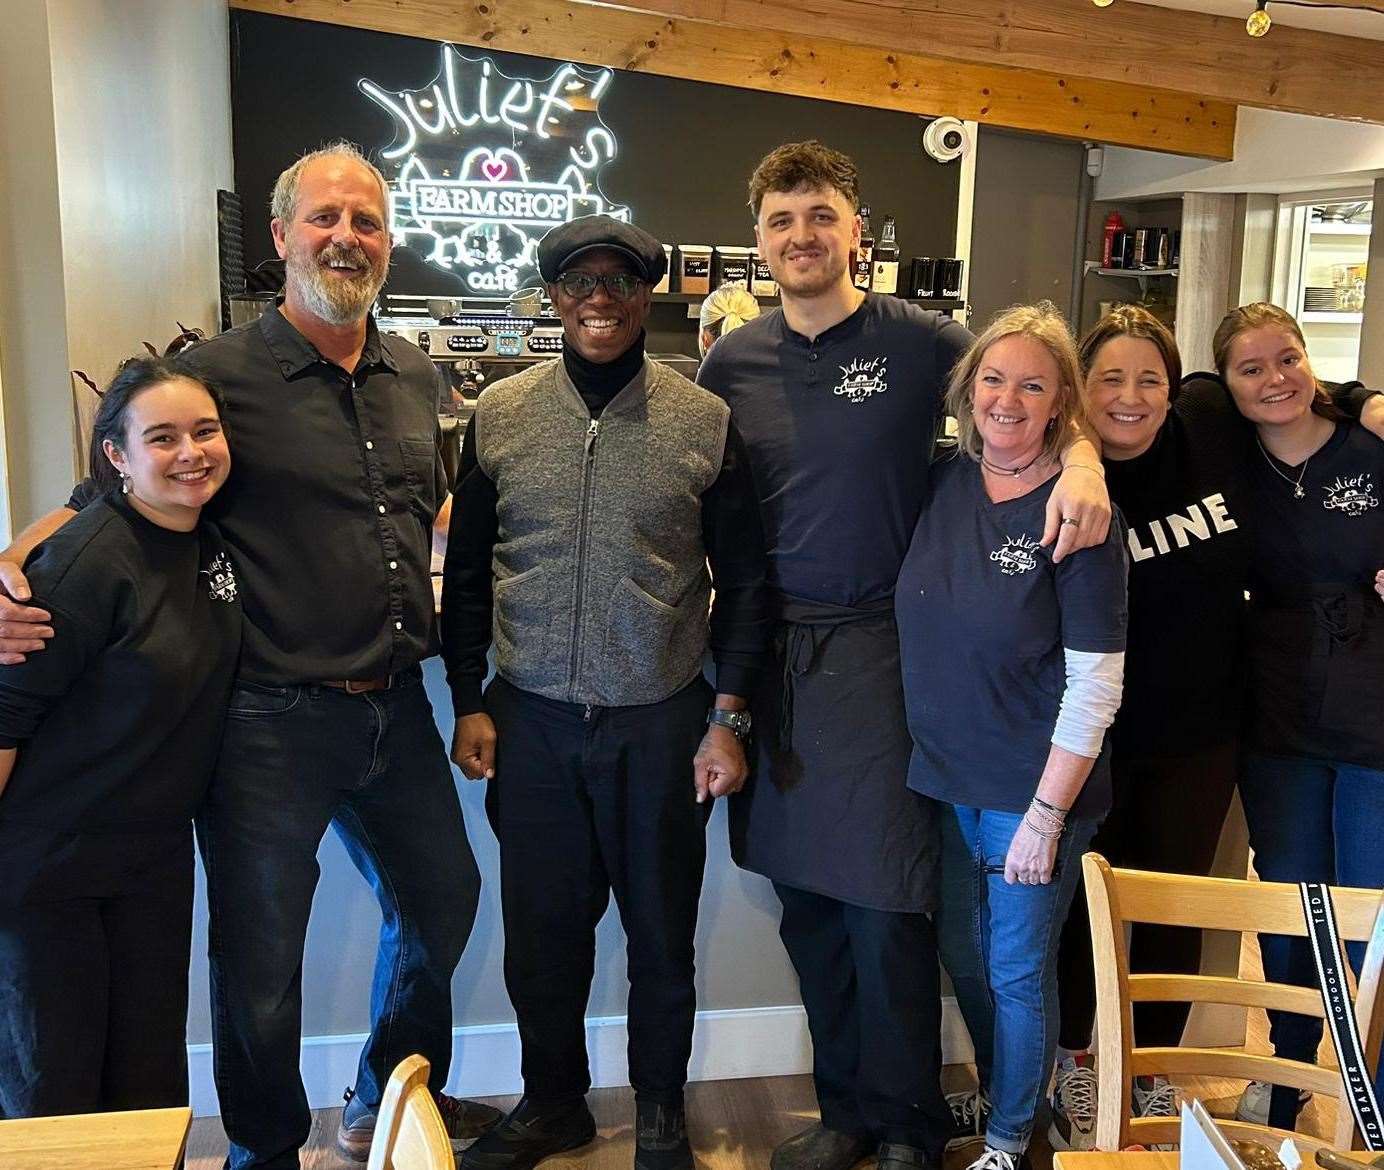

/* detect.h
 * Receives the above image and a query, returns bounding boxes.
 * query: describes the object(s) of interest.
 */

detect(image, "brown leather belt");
[319,676,393,694]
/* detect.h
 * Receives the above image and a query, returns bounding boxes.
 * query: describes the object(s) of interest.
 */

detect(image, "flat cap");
[537,214,667,284]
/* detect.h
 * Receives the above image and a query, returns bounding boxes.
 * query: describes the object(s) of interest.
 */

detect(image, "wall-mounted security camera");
[922,117,971,164]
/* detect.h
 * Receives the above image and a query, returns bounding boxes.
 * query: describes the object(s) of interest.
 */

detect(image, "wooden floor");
[186,938,1341,1170]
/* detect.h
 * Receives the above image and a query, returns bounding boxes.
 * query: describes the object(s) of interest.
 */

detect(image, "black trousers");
[485,675,713,1106]
[0,833,193,1118]
[774,883,952,1158]
[1056,739,1240,1050]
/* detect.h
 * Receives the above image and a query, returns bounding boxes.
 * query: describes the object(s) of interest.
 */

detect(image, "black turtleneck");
[444,347,766,714]
[562,332,647,417]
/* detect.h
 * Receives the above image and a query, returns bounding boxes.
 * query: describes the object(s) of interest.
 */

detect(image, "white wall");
[47,0,234,385]
[0,0,232,535]
[1096,107,1384,201]
[0,1,75,540]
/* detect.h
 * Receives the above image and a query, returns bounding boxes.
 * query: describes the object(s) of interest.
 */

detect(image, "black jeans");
[484,675,712,1106]
[774,883,952,1158]
[1056,739,1239,1050]
[0,833,193,1118]
[198,667,481,1170]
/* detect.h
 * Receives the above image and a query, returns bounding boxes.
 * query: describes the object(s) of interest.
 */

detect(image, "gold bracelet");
[1062,462,1106,479]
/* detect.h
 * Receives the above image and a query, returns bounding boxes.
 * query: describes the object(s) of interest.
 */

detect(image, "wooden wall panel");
[599,0,1384,127]
[228,0,1237,158]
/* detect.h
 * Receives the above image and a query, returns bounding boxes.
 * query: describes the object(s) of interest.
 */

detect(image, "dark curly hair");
[748,140,860,218]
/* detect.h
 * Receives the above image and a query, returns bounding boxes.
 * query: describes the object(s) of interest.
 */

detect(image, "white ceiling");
[1130,0,1384,40]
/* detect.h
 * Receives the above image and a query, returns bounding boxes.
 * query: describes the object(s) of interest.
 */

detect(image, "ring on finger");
[1060,516,1079,528]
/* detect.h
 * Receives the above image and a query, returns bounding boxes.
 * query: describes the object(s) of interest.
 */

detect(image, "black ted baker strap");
[1300,881,1384,1150]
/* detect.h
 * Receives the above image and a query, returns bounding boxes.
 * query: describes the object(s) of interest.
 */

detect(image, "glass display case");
[1274,197,1372,383]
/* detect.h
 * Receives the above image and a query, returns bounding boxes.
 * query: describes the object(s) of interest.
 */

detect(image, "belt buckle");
[344,676,390,694]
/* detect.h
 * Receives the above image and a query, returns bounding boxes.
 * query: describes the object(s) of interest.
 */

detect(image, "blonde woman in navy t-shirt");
[896,303,1128,1170]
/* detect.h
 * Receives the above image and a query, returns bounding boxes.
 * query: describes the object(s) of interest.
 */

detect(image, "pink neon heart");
[482,158,508,181]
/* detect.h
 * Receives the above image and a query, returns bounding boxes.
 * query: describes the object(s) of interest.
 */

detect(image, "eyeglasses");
[557,271,645,301]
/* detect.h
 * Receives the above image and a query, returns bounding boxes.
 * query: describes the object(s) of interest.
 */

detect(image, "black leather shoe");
[770,1123,875,1170]
[876,1143,932,1170]
[634,1100,693,1170]
[459,1097,597,1170]
[336,1086,504,1161]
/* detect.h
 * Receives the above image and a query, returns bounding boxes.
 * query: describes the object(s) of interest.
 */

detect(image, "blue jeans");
[1238,752,1384,1128]
[936,805,1097,1154]
[197,668,481,1170]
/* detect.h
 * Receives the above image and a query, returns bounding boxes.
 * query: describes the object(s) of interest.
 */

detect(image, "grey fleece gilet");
[474,357,730,707]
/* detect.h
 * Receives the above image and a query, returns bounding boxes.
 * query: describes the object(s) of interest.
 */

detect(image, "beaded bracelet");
[1022,813,1064,841]
[1031,795,1071,817]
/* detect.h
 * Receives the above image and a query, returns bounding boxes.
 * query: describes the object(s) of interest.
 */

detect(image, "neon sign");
[360,48,627,295]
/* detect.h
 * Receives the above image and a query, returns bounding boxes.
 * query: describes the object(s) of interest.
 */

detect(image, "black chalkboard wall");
[230,10,962,352]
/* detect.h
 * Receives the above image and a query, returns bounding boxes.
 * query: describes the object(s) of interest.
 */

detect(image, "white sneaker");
[1048,1054,1098,1151]
[1132,1076,1178,1118]
[964,1147,1023,1170]
[946,1088,990,1150]
[1233,1081,1311,1126]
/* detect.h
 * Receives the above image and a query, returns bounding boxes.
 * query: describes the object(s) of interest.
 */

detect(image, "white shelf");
[1300,310,1364,324]
[1084,263,1179,278]
[1309,222,1372,237]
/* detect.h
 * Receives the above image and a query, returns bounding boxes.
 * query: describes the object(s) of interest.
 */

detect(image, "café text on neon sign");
[360,48,627,295]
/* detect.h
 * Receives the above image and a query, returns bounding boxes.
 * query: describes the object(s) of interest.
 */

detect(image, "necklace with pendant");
[981,450,1044,478]
[1256,436,1309,499]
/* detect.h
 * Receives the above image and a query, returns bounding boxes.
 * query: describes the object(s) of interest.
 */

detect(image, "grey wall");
[185,659,801,1043]
[968,128,1085,331]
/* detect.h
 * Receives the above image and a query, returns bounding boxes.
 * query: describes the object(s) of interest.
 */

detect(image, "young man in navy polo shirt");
[696,140,1112,1170]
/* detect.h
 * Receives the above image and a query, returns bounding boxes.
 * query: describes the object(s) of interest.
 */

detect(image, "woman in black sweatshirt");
[1047,305,1381,1147]
[0,356,241,1119]
[1213,301,1384,1131]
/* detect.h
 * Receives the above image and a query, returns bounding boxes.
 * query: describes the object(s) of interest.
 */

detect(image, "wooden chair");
[1082,852,1384,1152]
[365,1054,455,1170]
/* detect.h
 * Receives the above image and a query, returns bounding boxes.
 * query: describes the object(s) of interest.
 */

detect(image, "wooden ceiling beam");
[584,0,1384,125]
[228,0,1236,158]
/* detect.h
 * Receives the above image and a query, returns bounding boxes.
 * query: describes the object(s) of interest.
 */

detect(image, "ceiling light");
[1092,0,1115,7]
[1246,0,1272,36]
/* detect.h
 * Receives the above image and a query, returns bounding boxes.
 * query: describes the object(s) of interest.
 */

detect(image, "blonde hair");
[699,282,760,339]
[270,140,390,224]
[946,301,1083,466]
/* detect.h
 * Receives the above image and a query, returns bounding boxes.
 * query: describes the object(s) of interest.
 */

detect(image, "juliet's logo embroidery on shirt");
[203,552,238,603]
[990,534,1040,576]
[833,357,888,404]
[1322,473,1378,518]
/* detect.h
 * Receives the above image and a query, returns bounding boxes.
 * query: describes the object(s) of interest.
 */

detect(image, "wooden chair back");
[365,1054,454,1170]
[1082,852,1384,1152]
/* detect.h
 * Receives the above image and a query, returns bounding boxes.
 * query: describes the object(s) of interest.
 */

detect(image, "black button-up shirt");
[70,308,448,685]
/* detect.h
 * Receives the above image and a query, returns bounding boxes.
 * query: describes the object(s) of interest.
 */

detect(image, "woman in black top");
[1214,302,1384,1130]
[0,357,240,1119]
[1049,306,1384,1144]
[1049,307,1249,1146]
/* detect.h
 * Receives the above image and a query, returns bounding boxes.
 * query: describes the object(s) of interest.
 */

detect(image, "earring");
[120,473,131,495]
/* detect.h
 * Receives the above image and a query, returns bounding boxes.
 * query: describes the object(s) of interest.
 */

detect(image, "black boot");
[459,1096,597,1170]
[770,1123,875,1170]
[634,1099,693,1170]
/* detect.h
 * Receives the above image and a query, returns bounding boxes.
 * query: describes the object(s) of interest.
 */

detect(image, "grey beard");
[288,257,385,326]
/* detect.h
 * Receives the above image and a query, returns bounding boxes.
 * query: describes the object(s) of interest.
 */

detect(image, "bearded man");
[0,143,499,1169]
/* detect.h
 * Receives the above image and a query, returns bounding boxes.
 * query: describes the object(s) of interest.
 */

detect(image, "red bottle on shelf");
[1101,210,1125,270]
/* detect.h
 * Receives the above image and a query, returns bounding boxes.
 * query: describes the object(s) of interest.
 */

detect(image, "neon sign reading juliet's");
[360,48,627,295]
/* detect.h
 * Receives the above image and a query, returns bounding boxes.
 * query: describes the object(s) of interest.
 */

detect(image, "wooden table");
[1054,1153,1181,1170]
[1054,1149,1384,1170]
[0,1105,192,1170]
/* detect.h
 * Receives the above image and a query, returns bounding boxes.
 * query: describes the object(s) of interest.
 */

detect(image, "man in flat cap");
[442,215,767,1170]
